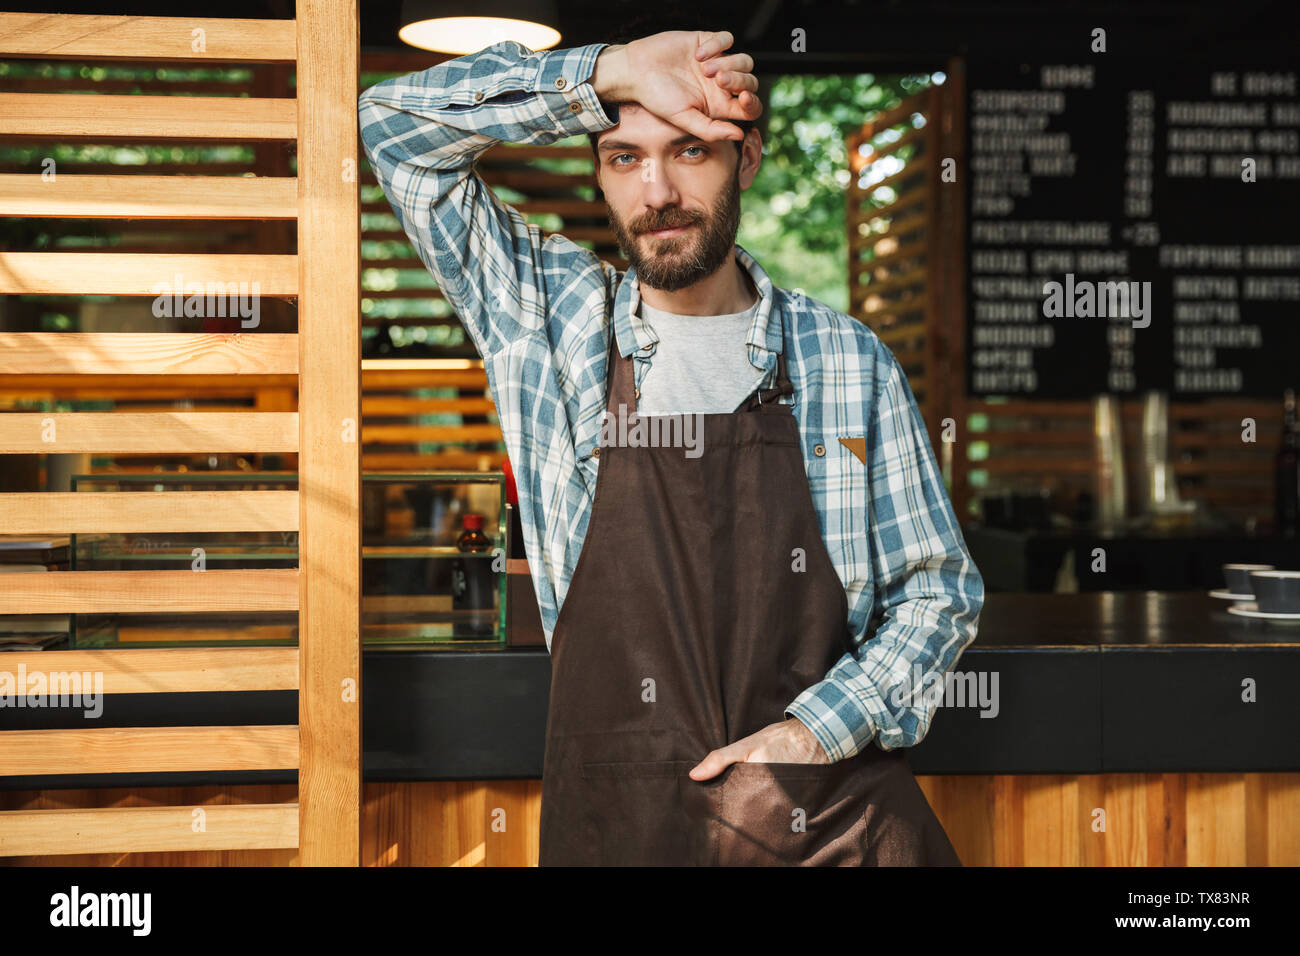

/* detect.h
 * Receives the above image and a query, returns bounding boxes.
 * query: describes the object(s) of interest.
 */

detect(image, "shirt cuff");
[784,678,882,762]
[531,43,619,136]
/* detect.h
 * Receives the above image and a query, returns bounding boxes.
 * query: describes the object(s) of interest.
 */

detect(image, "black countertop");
[4,592,1298,790]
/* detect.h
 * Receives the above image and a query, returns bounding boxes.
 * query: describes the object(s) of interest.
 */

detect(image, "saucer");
[1226,603,1300,621]
[1209,589,1254,601]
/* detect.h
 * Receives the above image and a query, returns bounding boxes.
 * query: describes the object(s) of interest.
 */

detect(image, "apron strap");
[737,350,794,411]
[606,323,638,415]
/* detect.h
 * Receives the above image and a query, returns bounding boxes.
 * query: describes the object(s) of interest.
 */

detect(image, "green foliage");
[737,72,931,313]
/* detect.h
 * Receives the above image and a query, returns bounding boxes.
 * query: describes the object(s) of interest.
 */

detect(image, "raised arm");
[357,40,620,360]
[357,32,761,362]
[784,349,986,760]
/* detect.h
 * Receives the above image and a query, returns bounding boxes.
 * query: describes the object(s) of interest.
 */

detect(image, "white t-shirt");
[635,298,767,414]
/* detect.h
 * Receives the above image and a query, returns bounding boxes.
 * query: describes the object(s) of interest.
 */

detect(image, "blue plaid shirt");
[358,40,984,762]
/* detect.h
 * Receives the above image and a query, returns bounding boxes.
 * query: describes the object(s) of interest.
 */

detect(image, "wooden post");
[296,0,361,866]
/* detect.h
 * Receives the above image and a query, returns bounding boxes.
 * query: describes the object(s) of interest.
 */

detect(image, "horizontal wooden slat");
[854,184,930,224]
[362,397,497,415]
[860,265,927,298]
[0,569,299,614]
[850,161,928,197]
[0,252,297,296]
[0,647,299,693]
[361,369,488,388]
[0,93,296,140]
[362,452,509,470]
[0,803,299,856]
[859,93,930,142]
[873,323,927,347]
[861,291,926,316]
[113,624,295,643]
[363,424,502,443]
[0,13,298,61]
[0,374,297,396]
[0,174,298,219]
[860,126,926,163]
[0,412,298,453]
[0,726,299,776]
[854,238,927,271]
[0,334,298,375]
[0,490,299,533]
[851,212,928,250]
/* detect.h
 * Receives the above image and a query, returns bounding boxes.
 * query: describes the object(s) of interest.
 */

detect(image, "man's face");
[595,104,759,292]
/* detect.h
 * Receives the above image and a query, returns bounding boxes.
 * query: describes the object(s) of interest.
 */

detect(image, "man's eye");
[611,153,635,166]
[682,145,705,158]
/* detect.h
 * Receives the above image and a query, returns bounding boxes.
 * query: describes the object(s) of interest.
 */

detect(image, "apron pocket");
[717,755,960,866]
[715,760,864,865]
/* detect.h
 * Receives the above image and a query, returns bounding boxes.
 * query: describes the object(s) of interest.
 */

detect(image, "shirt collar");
[612,242,783,365]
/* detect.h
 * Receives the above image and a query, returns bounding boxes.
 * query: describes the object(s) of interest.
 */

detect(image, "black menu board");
[966,59,1300,398]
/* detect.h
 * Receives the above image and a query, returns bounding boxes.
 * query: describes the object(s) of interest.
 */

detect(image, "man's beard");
[607,167,741,293]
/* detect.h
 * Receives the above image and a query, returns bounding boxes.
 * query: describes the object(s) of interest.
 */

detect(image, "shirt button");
[569,101,582,113]
[554,77,567,90]
[592,446,600,458]
[473,90,484,102]
[813,444,826,457]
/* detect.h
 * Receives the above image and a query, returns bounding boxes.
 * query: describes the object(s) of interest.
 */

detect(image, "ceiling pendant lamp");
[398,0,561,55]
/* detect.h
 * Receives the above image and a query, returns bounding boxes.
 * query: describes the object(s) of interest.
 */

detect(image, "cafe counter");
[4,591,1299,866]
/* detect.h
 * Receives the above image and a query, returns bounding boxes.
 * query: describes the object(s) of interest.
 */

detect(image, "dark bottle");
[1277,389,1300,537]
[451,513,495,637]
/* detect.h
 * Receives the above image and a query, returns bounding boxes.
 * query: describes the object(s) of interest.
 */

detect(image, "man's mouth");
[642,224,694,238]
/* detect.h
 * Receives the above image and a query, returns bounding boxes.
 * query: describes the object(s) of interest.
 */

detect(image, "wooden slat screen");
[0,47,610,474]
[0,6,360,864]
[847,87,945,437]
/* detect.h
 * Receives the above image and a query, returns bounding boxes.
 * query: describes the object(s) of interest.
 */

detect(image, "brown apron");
[538,321,961,866]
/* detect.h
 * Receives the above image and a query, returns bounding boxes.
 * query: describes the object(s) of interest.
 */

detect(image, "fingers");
[688,742,747,779]
[671,108,746,143]
[711,68,760,97]
[694,29,734,60]
[710,89,764,123]
[700,51,754,78]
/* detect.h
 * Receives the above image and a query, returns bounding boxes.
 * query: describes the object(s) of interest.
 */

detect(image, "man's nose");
[638,159,681,207]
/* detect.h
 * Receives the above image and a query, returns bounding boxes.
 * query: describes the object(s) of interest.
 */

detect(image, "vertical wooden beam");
[922,85,943,444]
[296,0,361,866]
[945,56,972,520]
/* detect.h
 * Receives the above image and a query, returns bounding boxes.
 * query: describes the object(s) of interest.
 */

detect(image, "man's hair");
[585,14,761,167]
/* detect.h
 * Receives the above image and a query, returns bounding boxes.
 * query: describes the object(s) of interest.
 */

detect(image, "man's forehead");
[597,104,695,148]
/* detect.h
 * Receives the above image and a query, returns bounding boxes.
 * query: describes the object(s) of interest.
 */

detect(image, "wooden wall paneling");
[0,4,362,862]
[0,647,298,693]
[0,13,298,62]
[294,0,361,866]
[1,726,299,776]
[4,773,1293,866]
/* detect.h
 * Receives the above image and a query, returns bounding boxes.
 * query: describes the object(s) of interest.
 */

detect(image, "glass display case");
[70,471,508,649]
